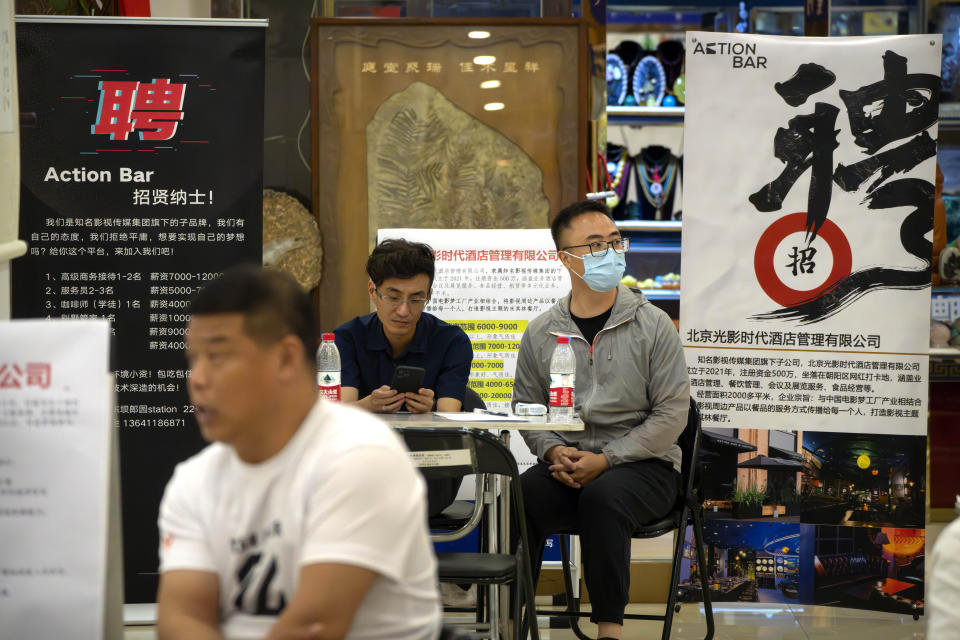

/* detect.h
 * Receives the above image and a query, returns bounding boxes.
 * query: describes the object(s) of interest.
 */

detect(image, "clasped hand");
[366,385,435,414]
[547,445,609,488]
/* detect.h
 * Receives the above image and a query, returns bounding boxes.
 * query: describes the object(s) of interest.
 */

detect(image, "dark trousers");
[518,458,680,625]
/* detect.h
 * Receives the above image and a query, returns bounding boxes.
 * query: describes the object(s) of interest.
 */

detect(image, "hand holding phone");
[368,386,405,413]
[390,365,426,394]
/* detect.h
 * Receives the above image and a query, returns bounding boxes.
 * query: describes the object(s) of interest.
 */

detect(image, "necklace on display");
[608,151,627,189]
[638,156,677,220]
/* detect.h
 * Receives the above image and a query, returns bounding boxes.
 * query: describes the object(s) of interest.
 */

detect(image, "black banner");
[13,17,265,603]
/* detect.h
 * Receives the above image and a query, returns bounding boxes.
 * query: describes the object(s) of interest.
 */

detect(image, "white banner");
[681,33,938,434]
[378,229,569,412]
[0,320,113,639]
[378,228,570,475]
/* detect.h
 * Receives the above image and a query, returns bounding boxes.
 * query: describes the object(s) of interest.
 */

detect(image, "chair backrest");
[399,427,535,551]
[399,427,518,481]
[461,386,487,412]
[676,397,704,508]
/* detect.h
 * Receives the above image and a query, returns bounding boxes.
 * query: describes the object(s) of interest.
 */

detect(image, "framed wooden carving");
[311,18,588,329]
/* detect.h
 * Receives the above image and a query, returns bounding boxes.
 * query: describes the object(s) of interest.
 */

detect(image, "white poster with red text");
[0,319,113,639]
[680,33,938,435]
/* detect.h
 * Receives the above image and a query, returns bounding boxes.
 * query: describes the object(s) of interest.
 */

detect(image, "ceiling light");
[473,55,496,65]
[468,30,490,39]
[483,102,504,111]
[480,80,501,89]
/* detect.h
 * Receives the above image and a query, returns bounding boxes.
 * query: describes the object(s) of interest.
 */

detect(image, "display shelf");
[616,220,682,232]
[607,105,685,125]
[931,347,960,358]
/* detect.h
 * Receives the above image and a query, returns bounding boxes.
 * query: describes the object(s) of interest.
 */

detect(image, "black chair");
[439,625,474,640]
[534,397,715,640]
[462,386,487,412]
[426,387,487,521]
[429,386,488,528]
[400,427,540,640]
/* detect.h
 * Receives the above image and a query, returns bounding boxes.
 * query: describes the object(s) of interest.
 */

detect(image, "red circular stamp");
[754,212,852,307]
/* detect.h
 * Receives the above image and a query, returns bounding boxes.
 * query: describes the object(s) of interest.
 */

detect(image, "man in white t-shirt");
[156,266,440,640]
[927,501,960,639]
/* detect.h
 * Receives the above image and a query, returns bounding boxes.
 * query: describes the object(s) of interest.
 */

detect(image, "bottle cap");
[322,332,335,341]
[556,336,569,344]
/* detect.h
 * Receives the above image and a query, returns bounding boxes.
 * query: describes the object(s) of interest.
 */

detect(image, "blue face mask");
[565,249,626,292]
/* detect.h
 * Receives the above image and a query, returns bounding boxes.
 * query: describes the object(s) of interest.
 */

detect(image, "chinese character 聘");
[750,52,939,323]
[92,79,186,141]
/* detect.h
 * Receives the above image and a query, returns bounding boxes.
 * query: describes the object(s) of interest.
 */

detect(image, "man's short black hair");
[366,238,435,288]
[550,200,613,249]
[188,265,318,363]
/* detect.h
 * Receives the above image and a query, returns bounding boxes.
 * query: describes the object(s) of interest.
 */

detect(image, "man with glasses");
[511,200,689,640]
[334,238,473,415]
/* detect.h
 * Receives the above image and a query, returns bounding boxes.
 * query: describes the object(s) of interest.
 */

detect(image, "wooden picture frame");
[311,18,588,330]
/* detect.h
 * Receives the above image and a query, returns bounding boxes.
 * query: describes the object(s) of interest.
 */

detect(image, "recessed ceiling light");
[483,102,505,111]
[480,80,501,89]
[473,55,496,65]
[468,31,491,39]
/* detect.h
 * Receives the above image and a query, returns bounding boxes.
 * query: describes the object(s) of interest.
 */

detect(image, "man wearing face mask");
[511,200,689,640]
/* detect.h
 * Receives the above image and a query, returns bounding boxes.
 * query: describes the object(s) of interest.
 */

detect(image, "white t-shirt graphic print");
[159,400,440,640]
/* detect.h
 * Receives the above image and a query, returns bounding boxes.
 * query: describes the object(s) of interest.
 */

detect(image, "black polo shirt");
[333,312,473,402]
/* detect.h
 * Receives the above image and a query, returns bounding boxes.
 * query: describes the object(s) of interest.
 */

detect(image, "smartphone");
[390,365,426,394]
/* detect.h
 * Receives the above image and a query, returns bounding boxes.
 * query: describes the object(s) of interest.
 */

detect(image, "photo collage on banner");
[13,18,265,604]
[680,32,937,615]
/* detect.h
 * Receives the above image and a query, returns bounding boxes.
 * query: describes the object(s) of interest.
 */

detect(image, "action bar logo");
[692,41,767,69]
[92,78,186,141]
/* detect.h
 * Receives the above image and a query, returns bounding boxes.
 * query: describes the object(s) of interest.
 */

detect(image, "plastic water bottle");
[316,333,341,401]
[549,336,576,421]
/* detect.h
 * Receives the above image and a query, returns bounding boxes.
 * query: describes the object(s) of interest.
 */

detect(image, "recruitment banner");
[13,17,266,603]
[681,33,938,435]
[0,320,114,639]
[679,32,933,617]
[378,229,569,413]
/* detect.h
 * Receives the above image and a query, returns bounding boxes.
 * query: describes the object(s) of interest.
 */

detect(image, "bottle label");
[317,371,341,401]
[549,372,575,407]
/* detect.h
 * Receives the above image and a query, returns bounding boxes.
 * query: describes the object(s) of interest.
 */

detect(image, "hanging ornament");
[633,56,666,108]
[606,53,628,106]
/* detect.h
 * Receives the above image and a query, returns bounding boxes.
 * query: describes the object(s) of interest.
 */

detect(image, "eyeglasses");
[561,237,630,258]
[374,288,430,310]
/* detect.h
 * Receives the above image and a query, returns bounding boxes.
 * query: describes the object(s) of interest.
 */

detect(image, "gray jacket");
[512,285,689,471]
